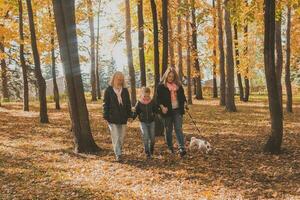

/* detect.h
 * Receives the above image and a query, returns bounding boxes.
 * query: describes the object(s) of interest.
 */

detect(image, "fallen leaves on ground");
[0,97,299,199]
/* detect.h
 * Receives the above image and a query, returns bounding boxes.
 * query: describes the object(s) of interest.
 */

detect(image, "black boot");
[150,144,155,155]
[145,150,151,160]
[179,149,186,157]
[116,155,123,162]
[168,147,175,154]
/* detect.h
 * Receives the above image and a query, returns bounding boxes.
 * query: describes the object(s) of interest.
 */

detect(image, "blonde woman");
[103,71,133,162]
[156,68,187,157]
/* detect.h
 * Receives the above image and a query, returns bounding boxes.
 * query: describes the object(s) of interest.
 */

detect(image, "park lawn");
[0,96,299,199]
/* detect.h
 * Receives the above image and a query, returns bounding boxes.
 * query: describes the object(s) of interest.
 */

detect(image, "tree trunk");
[193,77,196,95]
[49,7,60,110]
[244,76,250,101]
[263,0,283,154]
[234,24,244,101]
[177,0,183,81]
[243,0,250,102]
[96,0,102,99]
[87,0,97,101]
[168,11,175,68]
[285,5,292,113]
[224,0,236,112]
[150,0,160,89]
[217,0,226,106]
[0,40,9,101]
[18,0,29,111]
[161,0,168,75]
[186,1,192,105]
[151,0,163,136]
[191,0,203,100]
[51,34,60,110]
[275,15,283,109]
[243,22,250,102]
[212,0,218,98]
[26,0,49,123]
[125,0,137,105]
[52,0,100,153]
[137,0,146,86]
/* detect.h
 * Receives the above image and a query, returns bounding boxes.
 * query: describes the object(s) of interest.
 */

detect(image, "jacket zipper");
[146,103,149,122]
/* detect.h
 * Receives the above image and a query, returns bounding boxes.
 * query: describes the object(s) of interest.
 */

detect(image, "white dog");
[189,137,212,154]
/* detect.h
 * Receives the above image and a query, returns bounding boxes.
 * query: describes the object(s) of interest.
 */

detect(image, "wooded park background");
[0,0,299,199]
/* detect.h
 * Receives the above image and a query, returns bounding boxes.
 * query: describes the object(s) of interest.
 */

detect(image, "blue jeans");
[163,109,185,151]
[140,121,155,155]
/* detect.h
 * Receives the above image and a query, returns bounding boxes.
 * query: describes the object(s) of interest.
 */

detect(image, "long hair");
[161,67,181,86]
[110,71,125,88]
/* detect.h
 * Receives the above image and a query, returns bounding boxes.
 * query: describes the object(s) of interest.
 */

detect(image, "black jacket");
[103,86,132,124]
[156,83,187,117]
[133,100,157,123]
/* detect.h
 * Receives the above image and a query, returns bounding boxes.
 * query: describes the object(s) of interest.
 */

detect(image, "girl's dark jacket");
[103,86,132,124]
[156,83,187,117]
[133,100,158,123]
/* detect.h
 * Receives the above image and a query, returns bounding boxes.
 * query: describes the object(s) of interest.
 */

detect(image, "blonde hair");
[140,87,151,99]
[141,86,151,95]
[110,71,125,88]
[161,67,181,86]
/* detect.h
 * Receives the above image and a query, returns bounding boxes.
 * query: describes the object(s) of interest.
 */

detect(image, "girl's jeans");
[140,121,155,155]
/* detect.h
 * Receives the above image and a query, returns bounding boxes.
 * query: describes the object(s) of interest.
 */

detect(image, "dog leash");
[186,109,201,134]
[186,108,208,141]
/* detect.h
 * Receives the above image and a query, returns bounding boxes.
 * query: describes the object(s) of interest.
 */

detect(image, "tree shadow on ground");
[1,100,299,199]
[0,151,115,199]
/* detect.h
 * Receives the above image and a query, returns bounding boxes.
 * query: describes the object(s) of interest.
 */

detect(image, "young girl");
[133,87,157,159]
[103,71,133,162]
[156,67,187,157]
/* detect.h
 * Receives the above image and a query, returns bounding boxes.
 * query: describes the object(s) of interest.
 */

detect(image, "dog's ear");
[190,140,196,145]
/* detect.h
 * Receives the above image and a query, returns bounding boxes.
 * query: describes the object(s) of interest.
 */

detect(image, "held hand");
[162,106,168,114]
[131,107,136,113]
[160,105,168,114]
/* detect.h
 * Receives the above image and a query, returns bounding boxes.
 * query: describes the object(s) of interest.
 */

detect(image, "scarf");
[113,87,123,105]
[166,82,178,103]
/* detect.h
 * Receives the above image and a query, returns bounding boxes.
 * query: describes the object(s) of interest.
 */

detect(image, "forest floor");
[0,96,299,199]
